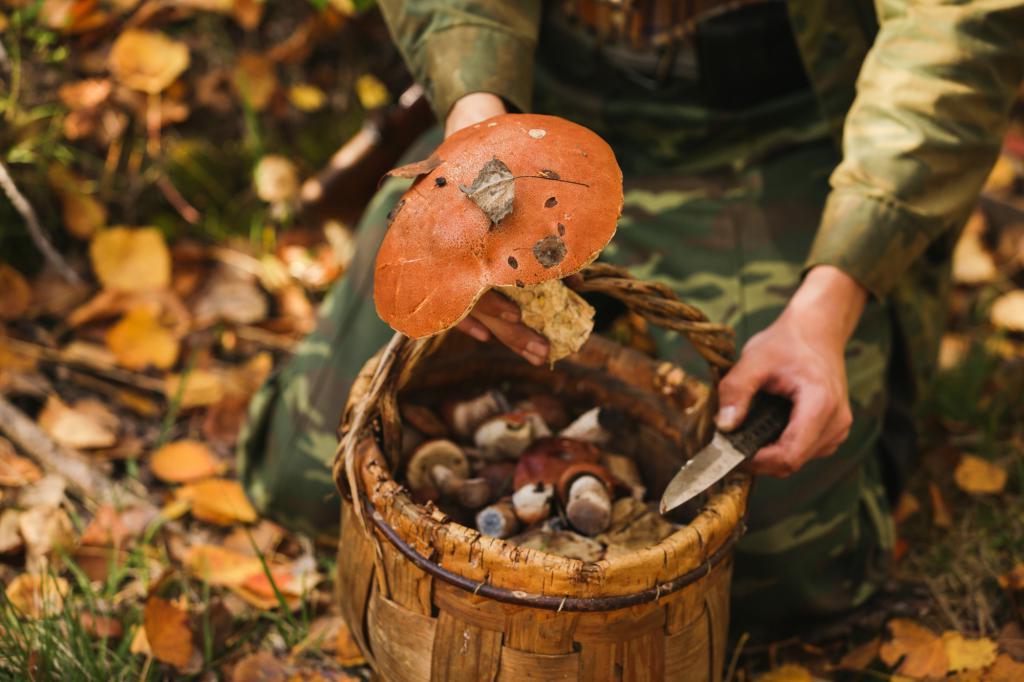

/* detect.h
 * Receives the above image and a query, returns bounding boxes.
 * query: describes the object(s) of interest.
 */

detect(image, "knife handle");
[721,392,792,459]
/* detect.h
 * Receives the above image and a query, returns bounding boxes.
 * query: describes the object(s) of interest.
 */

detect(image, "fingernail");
[468,326,489,342]
[523,351,545,366]
[716,405,737,430]
[501,310,520,323]
[526,340,548,357]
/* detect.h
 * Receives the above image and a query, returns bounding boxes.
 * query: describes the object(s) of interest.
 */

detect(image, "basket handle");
[333,264,735,524]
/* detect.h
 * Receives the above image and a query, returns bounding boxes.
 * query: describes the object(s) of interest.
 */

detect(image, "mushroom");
[443,390,510,440]
[557,463,615,536]
[475,498,520,538]
[431,465,492,509]
[477,460,516,499]
[600,453,646,500]
[473,411,550,460]
[511,482,555,525]
[405,440,470,504]
[373,114,623,363]
[559,407,621,445]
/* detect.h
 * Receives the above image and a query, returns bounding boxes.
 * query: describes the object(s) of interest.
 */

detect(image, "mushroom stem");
[564,475,612,536]
[444,390,510,440]
[476,499,520,538]
[497,280,595,364]
[601,453,646,500]
[431,464,491,509]
[512,482,554,525]
[560,407,611,445]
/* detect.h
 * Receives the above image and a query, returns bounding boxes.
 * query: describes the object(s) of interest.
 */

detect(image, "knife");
[660,392,792,513]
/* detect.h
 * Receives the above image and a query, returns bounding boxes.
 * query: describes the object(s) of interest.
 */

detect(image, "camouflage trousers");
[239,87,901,627]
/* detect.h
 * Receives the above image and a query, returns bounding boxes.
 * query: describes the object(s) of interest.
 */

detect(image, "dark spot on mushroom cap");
[508,256,518,269]
[539,169,560,180]
[515,279,525,288]
[545,197,557,208]
[435,176,447,187]
[557,223,566,236]
[533,235,567,269]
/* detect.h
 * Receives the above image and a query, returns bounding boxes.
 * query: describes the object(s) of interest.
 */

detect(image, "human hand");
[445,92,507,137]
[456,292,549,366]
[714,266,868,477]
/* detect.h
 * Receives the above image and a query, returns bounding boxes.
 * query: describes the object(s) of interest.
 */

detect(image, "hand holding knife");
[660,392,792,513]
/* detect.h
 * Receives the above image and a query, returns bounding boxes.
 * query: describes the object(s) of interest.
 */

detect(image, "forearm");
[445,93,507,137]
[783,265,867,347]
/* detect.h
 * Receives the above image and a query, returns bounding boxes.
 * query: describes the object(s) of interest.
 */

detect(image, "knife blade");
[660,392,792,513]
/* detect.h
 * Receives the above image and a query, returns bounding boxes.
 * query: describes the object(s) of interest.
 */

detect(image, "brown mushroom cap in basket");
[374,114,623,339]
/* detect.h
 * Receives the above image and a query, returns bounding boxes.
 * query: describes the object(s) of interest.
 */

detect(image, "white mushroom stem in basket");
[475,499,520,538]
[431,464,491,509]
[564,475,612,536]
[512,482,554,524]
[497,279,595,364]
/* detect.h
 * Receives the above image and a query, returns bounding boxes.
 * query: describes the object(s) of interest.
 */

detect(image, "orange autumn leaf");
[106,306,179,370]
[754,664,812,682]
[240,567,294,599]
[0,437,42,487]
[143,596,195,669]
[954,455,1007,495]
[90,226,171,291]
[988,653,1024,682]
[990,290,1024,333]
[892,492,920,525]
[177,478,257,525]
[110,30,190,94]
[184,544,262,586]
[232,52,277,111]
[150,440,225,483]
[47,164,107,239]
[928,482,953,529]
[0,264,31,321]
[998,564,1024,591]
[941,631,997,673]
[880,618,948,679]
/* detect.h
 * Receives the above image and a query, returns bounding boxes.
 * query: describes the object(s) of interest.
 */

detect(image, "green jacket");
[378,0,1023,303]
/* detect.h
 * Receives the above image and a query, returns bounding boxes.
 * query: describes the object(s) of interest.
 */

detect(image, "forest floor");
[1,2,1023,680]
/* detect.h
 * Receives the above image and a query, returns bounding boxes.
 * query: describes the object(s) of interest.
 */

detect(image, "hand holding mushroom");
[374,114,623,365]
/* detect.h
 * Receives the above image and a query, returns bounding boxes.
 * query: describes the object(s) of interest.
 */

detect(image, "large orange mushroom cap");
[374,114,623,339]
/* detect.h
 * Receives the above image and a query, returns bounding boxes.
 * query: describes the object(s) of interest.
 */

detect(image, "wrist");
[783,265,868,345]
[445,93,507,138]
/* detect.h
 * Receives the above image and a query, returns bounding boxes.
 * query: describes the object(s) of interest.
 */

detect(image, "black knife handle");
[721,393,792,458]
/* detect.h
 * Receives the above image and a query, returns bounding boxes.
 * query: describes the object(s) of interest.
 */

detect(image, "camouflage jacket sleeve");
[377,0,542,119]
[807,0,1024,298]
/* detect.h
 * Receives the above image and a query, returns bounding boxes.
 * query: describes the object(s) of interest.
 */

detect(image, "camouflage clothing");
[238,0,1024,622]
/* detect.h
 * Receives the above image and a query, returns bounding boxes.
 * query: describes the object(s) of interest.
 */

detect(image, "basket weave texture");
[335,265,749,681]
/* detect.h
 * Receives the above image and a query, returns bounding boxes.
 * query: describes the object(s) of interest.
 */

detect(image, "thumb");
[715,357,768,432]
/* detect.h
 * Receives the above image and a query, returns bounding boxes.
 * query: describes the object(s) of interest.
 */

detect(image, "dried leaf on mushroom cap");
[373,113,623,340]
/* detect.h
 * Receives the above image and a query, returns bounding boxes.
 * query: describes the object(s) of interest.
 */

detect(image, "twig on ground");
[0,336,166,394]
[0,159,82,284]
[234,325,299,352]
[0,395,136,506]
[156,175,200,224]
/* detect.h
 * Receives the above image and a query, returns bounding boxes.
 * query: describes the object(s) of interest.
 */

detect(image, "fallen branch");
[0,395,136,506]
[0,159,81,284]
[0,336,166,394]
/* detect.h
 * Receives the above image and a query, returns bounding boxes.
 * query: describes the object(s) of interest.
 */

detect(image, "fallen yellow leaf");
[892,492,920,525]
[990,291,1024,333]
[5,574,70,618]
[0,264,31,321]
[143,596,195,669]
[37,395,118,449]
[288,83,326,111]
[47,164,107,239]
[754,664,812,682]
[837,637,880,671]
[942,631,997,673]
[983,154,1017,195]
[954,455,1007,495]
[355,73,389,110]
[150,440,225,483]
[106,306,179,370]
[110,29,190,94]
[89,226,171,291]
[58,78,112,110]
[177,478,257,525]
[165,368,226,409]
[880,618,948,679]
